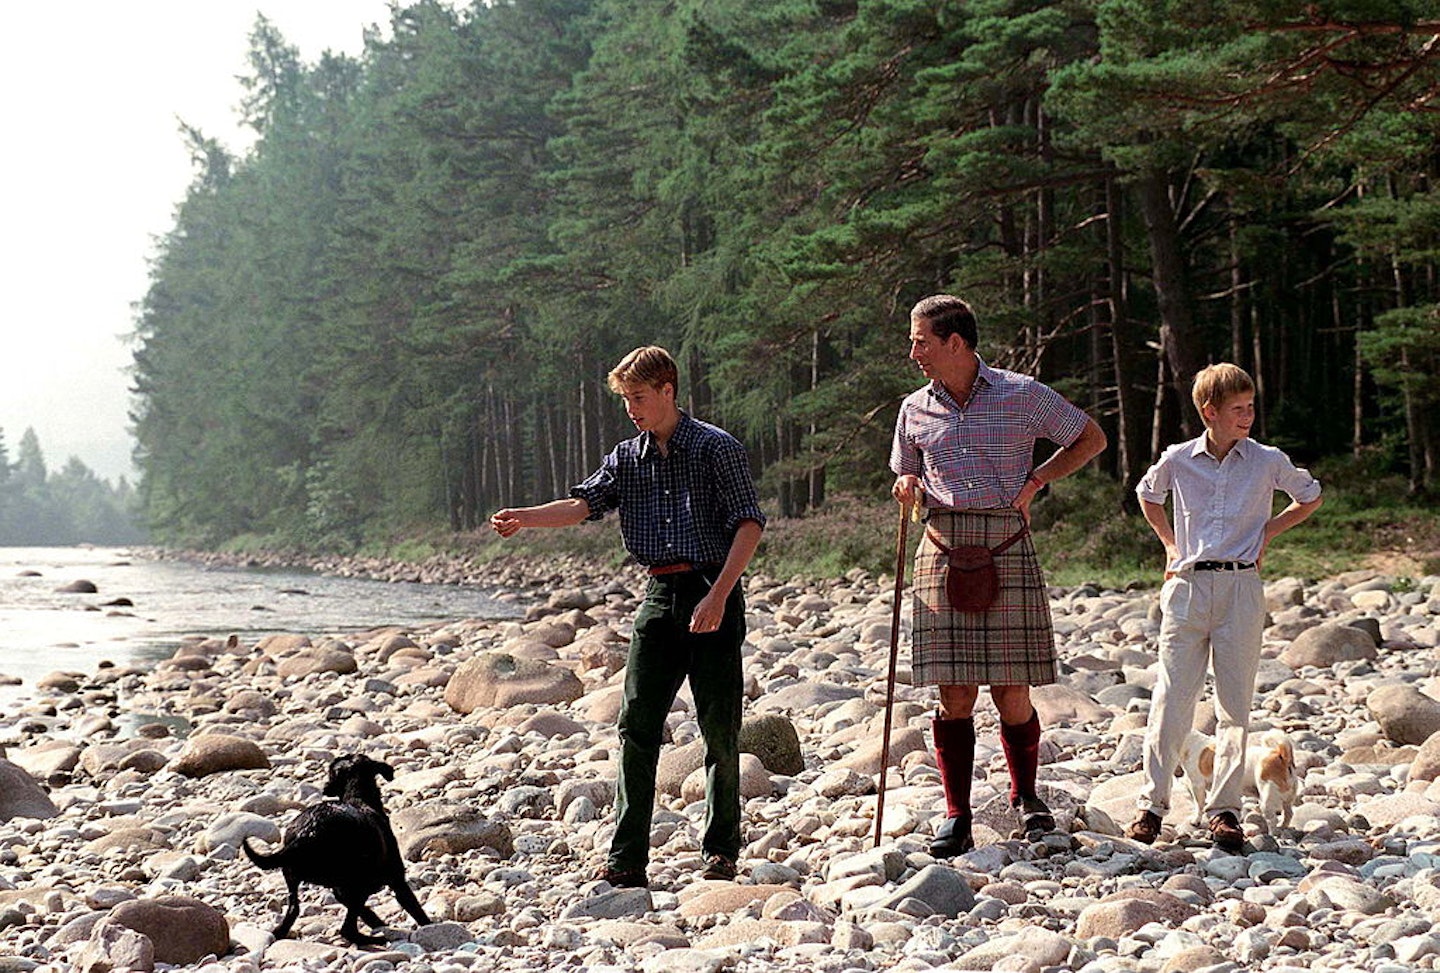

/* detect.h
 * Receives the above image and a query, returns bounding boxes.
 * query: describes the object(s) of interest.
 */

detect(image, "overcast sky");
[0,2,403,482]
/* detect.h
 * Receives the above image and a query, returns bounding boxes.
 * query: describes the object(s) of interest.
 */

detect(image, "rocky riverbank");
[2,559,1440,973]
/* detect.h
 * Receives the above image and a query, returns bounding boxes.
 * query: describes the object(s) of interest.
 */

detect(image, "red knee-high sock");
[1000,708,1042,802]
[933,716,976,819]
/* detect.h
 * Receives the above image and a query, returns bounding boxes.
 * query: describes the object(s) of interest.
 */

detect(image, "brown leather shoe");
[1125,810,1162,844]
[1208,811,1245,852]
[701,853,737,881]
[595,864,648,888]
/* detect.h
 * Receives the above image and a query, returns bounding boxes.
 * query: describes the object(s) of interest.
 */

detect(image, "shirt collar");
[975,358,1000,389]
[639,411,697,460]
[926,357,995,408]
[1189,434,1252,461]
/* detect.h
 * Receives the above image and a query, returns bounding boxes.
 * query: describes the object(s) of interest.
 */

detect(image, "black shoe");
[1013,795,1056,837]
[930,815,974,857]
[1208,812,1245,852]
[595,864,648,888]
[701,854,737,881]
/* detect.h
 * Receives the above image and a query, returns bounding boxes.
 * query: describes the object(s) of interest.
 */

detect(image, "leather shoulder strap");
[991,524,1030,555]
[927,523,1029,555]
[925,526,952,555]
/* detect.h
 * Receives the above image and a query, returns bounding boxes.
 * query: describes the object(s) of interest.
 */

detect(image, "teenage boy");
[490,346,765,887]
[1126,363,1321,851]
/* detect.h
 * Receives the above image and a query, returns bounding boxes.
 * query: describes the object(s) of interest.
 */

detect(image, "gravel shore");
[3,551,1440,973]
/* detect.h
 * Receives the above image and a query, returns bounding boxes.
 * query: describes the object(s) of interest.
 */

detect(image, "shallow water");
[0,546,518,708]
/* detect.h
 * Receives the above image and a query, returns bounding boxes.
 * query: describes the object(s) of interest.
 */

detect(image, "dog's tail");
[1259,730,1295,771]
[242,837,284,870]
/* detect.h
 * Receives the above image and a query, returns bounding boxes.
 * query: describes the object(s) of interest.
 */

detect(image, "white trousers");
[1137,569,1265,819]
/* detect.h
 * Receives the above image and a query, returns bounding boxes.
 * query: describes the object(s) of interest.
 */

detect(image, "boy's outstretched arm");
[490,498,591,537]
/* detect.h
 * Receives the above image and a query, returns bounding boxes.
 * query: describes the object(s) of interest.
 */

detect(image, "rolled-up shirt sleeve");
[713,438,766,533]
[1275,455,1321,503]
[1136,448,1177,505]
[569,451,621,522]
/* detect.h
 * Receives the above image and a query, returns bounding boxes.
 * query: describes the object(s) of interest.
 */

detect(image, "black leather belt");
[1192,560,1255,572]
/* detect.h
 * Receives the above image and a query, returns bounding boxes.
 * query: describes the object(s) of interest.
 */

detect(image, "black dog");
[243,754,431,946]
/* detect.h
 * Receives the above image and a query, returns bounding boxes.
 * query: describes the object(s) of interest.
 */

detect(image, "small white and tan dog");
[1176,728,1300,831]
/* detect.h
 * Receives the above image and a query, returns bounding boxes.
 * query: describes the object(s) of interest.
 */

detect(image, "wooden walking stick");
[873,500,913,848]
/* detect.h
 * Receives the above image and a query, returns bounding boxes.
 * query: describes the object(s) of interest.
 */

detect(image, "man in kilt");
[890,295,1107,856]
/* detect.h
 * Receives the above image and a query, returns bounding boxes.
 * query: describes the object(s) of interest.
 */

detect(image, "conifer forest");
[131,0,1440,548]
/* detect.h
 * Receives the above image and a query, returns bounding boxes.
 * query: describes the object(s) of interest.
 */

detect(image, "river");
[0,546,519,709]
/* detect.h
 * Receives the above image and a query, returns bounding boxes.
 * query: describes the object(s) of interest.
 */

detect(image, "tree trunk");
[1250,301,1267,441]
[807,328,825,511]
[1150,343,1167,462]
[577,378,590,480]
[1104,175,1138,493]
[1401,345,1423,494]
[1392,254,1424,494]
[460,422,478,530]
[504,396,517,503]
[1034,98,1053,363]
[441,430,460,532]
[479,387,494,511]
[544,400,561,498]
[1334,286,1363,459]
[1229,214,1245,366]
[775,412,794,518]
[1137,168,1205,437]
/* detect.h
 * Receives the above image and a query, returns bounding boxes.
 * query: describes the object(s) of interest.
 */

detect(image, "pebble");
[1,558,1438,971]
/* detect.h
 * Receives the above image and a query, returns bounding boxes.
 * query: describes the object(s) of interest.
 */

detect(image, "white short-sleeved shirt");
[1136,435,1321,571]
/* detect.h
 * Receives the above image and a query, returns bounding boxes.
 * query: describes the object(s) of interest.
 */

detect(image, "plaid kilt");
[911,509,1057,687]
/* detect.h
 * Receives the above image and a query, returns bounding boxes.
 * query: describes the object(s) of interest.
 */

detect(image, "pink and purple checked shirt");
[890,360,1090,511]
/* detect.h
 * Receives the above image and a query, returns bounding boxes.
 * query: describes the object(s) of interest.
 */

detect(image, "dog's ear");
[323,754,361,796]
[354,754,395,781]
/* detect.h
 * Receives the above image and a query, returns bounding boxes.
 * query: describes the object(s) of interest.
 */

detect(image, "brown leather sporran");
[926,523,1029,613]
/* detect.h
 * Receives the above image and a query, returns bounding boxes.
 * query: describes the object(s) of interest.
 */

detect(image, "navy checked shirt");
[570,412,766,567]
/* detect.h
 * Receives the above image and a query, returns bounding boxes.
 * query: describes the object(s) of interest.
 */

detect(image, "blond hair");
[1192,363,1255,418]
[608,346,679,394]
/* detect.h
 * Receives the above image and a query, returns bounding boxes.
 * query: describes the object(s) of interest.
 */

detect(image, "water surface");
[0,546,518,708]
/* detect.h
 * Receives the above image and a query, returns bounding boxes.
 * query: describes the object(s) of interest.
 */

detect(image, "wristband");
[1027,472,1045,491]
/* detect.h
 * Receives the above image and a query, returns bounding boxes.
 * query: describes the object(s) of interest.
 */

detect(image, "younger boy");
[490,346,765,887]
[1125,363,1321,851]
